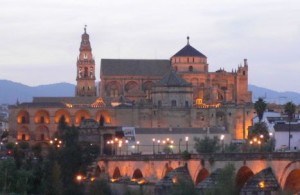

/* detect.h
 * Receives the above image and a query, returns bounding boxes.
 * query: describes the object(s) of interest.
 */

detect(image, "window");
[22,134,26,141]
[158,100,162,107]
[145,90,151,99]
[110,89,118,97]
[21,116,26,124]
[171,100,177,107]
[185,101,189,108]
[84,67,88,77]
[189,66,193,72]
[40,116,45,124]
[41,134,45,141]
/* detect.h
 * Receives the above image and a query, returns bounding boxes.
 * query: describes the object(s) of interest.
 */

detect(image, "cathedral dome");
[172,37,206,58]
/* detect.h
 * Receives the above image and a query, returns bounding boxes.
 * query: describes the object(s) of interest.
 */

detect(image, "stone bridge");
[97,152,300,193]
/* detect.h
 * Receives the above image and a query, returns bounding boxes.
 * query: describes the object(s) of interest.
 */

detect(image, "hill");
[0,80,75,104]
[1,80,300,105]
[249,85,300,105]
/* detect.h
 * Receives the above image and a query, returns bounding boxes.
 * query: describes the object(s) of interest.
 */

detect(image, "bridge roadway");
[97,152,300,191]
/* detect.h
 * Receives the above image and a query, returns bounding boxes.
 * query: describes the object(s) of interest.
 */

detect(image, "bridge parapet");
[97,152,300,193]
[98,152,300,161]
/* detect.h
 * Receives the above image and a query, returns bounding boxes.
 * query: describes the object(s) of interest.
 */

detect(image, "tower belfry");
[75,26,96,97]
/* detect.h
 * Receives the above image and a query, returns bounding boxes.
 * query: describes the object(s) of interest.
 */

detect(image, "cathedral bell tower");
[75,26,97,97]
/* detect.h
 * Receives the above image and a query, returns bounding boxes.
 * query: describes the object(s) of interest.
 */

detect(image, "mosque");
[8,27,253,154]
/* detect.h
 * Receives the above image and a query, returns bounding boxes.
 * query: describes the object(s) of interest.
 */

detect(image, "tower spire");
[76,27,96,97]
[187,36,190,45]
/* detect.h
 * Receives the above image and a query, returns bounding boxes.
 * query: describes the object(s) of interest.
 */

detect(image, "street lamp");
[179,138,182,153]
[269,132,273,152]
[49,137,63,148]
[152,138,156,154]
[136,141,140,153]
[125,140,129,155]
[185,137,189,152]
[157,140,160,153]
[114,138,119,154]
[220,134,225,152]
[118,140,122,155]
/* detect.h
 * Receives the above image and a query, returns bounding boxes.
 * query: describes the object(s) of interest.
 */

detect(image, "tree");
[248,122,270,142]
[0,159,17,193]
[99,115,105,126]
[171,177,197,195]
[58,125,84,195]
[194,136,221,153]
[284,101,296,150]
[254,98,267,122]
[88,178,111,195]
[204,164,237,195]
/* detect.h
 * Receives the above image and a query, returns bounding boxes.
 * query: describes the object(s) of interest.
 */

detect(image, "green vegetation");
[254,97,267,122]
[88,178,112,195]
[194,136,221,153]
[284,101,296,150]
[248,122,270,142]
[204,164,237,195]
[171,177,197,195]
[0,117,101,194]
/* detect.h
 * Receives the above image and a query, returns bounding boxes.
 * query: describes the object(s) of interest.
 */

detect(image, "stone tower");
[75,26,97,97]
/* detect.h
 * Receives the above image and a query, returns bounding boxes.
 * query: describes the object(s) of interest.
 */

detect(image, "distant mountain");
[1,80,300,105]
[249,85,300,105]
[0,80,75,104]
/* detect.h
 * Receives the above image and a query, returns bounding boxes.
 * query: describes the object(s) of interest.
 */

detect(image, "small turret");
[244,59,248,67]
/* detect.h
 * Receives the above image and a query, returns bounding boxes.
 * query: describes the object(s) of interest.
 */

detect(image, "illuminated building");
[8,27,253,150]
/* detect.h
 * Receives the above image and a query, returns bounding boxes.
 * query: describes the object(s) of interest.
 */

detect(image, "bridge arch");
[279,160,300,189]
[132,168,143,181]
[284,169,300,194]
[112,167,121,181]
[235,166,254,190]
[195,168,209,185]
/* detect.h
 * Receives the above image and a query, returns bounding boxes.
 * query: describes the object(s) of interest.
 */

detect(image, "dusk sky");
[1,0,300,92]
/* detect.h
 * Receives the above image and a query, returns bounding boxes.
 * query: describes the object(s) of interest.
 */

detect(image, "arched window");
[84,67,88,77]
[21,116,26,124]
[171,100,177,107]
[158,100,162,107]
[41,134,45,141]
[40,116,45,124]
[185,101,189,108]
